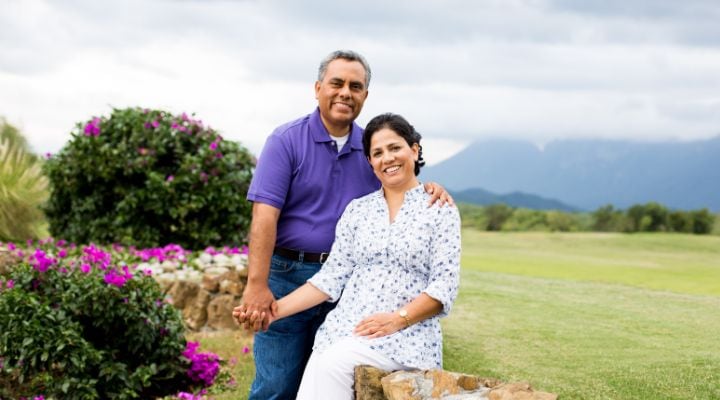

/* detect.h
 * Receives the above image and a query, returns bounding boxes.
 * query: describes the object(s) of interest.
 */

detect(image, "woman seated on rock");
[234,113,461,399]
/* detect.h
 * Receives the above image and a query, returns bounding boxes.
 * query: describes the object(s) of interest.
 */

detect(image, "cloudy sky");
[2,0,719,165]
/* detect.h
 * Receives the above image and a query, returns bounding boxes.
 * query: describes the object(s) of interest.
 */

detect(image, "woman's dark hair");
[363,113,425,176]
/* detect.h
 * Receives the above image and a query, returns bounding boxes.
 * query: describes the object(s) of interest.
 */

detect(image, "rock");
[183,289,212,331]
[382,371,423,400]
[156,272,177,292]
[213,253,230,266]
[166,280,200,309]
[207,294,241,330]
[161,260,178,272]
[219,279,244,296]
[426,369,461,398]
[199,252,213,264]
[457,375,480,391]
[489,382,557,400]
[355,365,391,400]
[202,274,220,292]
[204,266,230,276]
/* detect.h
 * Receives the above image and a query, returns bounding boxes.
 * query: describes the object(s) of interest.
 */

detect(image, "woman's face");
[367,128,419,191]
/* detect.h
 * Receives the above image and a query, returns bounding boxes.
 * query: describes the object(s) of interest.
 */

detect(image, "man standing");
[238,50,450,399]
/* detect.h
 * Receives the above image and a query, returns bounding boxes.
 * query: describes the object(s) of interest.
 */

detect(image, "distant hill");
[421,136,720,211]
[451,188,579,211]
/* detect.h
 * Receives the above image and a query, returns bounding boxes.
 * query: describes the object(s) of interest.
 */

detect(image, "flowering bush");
[43,107,255,249]
[0,239,228,399]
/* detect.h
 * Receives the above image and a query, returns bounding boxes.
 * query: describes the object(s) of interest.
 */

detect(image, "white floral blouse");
[308,184,461,369]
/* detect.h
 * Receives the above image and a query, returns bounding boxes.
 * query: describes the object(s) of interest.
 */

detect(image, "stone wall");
[355,366,558,400]
[151,253,248,331]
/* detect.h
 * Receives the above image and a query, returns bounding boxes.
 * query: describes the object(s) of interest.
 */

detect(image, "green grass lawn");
[198,231,720,399]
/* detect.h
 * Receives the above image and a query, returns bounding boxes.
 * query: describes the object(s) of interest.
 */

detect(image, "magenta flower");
[45,152,52,159]
[84,117,101,136]
[166,175,174,182]
[58,249,68,258]
[103,269,129,287]
[215,152,223,159]
[209,142,218,151]
[181,112,189,121]
[151,120,160,128]
[6,242,15,251]
[31,249,55,273]
[183,341,221,387]
[242,345,250,354]
[80,263,91,274]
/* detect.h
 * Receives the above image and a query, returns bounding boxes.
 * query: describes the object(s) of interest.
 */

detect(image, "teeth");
[384,166,400,173]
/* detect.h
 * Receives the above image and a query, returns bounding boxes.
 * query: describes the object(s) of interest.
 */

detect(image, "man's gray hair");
[317,50,372,88]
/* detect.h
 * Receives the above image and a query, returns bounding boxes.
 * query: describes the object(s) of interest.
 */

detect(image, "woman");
[235,113,461,399]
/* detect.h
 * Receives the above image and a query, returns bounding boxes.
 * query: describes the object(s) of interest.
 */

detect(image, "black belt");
[273,247,330,263]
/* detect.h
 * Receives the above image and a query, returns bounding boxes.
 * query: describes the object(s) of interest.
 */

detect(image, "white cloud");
[1,0,719,165]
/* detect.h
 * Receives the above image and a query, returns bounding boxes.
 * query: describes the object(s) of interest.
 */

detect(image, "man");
[237,50,452,399]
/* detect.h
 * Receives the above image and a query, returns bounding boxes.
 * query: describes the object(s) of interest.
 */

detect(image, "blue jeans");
[248,254,336,400]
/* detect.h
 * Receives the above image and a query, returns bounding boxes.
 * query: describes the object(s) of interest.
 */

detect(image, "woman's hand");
[233,301,278,332]
[354,312,405,339]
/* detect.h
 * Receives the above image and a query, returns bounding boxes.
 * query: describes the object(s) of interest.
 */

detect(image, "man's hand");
[424,182,454,207]
[353,312,405,339]
[234,281,276,332]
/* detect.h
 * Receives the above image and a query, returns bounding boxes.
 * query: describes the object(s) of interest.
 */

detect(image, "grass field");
[196,231,720,399]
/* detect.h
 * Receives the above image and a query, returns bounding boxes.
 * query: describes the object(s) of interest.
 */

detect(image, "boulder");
[182,289,212,331]
[166,280,200,309]
[355,365,391,400]
[207,294,241,330]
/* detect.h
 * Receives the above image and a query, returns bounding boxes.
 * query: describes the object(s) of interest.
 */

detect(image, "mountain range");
[421,136,720,212]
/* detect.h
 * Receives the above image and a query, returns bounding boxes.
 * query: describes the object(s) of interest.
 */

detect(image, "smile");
[383,165,401,173]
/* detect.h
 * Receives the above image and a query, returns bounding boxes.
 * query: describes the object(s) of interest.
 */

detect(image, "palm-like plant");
[0,118,48,242]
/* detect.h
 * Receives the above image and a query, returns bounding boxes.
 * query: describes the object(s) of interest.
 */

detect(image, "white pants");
[296,337,407,400]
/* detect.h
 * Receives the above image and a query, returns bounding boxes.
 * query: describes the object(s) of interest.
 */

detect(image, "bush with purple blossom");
[43,107,255,249]
[0,239,228,399]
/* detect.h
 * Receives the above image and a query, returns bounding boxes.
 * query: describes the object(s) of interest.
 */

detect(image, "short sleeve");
[423,206,461,317]
[307,200,358,302]
[246,132,293,209]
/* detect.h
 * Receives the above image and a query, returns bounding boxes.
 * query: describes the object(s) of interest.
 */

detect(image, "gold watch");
[398,309,411,328]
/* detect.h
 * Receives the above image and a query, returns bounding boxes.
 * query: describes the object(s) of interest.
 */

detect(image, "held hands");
[233,282,277,332]
[354,312,405,339]
[423,182,454,207]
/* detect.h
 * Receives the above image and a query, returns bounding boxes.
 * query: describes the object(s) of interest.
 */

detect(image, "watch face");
[399,309,407,317]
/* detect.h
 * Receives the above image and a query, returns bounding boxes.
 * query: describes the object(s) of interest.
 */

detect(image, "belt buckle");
[319,252,329,263]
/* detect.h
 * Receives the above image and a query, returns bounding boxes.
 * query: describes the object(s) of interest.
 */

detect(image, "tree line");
[459,202,717,234]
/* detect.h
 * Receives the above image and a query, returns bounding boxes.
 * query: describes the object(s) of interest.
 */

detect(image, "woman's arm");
[233,282,329,330]
[354,293,443,338]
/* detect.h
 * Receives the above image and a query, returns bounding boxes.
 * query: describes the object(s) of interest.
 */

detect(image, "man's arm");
[239,202,281,331]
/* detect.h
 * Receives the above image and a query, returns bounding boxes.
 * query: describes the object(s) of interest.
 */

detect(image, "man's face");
[315,59,369,134]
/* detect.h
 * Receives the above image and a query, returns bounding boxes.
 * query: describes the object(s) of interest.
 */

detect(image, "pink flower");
[45,152,52,159]
[58,249,68,258]
[84,117,101,136]
[151,120,160,128]
[209,142,218,151]
[215,152,223,159]
[242,346,250,354]
[166,175,174,182]
[80,263,91,274]
[31,249,55,273]
[6,242,15,251]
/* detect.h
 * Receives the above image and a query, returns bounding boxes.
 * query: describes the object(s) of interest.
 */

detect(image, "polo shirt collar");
[310,107,364,151]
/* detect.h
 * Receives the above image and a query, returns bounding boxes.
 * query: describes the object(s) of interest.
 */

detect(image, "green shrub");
[0,243,194,399]
[43,108,255,249]
[502,208,548,231]
[0,118,48,242]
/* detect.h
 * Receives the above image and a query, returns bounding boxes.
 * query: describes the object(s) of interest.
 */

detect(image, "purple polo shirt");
[247,108,380,253]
